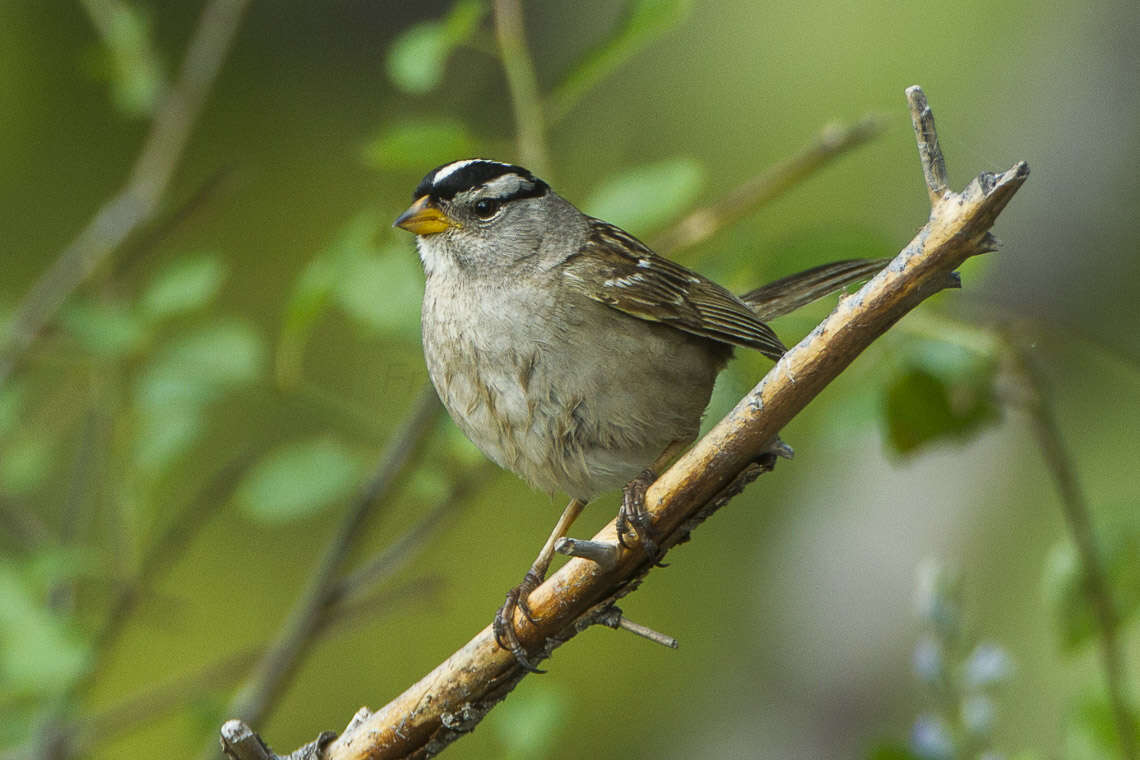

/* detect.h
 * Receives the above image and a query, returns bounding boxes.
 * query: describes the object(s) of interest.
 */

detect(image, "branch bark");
[225,86,1029,760]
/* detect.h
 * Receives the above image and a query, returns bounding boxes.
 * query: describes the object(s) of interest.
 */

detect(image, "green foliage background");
[1,0,1138,758]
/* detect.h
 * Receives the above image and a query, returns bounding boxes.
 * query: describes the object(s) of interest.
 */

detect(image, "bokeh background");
[2,1,1138,758]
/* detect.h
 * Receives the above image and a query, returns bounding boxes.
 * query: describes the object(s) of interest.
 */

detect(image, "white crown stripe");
[432,159,478,185]
[432,159,513,186]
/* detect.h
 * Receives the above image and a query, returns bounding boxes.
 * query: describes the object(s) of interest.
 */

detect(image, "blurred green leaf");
[334,243,423,339]
[132,405,205,475]
[491,684,568,759]
[0,563,89,699]
[362,118,478,171]
[277,212,418,387]
[882,347,1000,456]
[135,321,264,410]
[1065,692,1139,760]
[25,546,96,591]
[81,0,165,116]
[385,0,487,94]
[440,0,487,40]
[1042,515,1140,651]
[59,298,148,357]
[237,435,364,522]
[584,157,705,233]
[548,0,692,120]
[139,253,227,321]
[884,368,957,455]
[904,338,995,385]
[0,704,36,747]
[0,436,54,496]
[277,250,342,389]
[386,23,448,94]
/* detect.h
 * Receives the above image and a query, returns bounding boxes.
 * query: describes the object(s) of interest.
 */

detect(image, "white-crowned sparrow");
[395,159,884,668]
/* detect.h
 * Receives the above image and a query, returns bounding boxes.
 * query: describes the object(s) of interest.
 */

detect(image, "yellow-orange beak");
[393,195,453,235]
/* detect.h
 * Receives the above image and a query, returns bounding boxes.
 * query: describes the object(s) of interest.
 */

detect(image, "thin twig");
[907,86,950,203]
[542,1,686,125]
[212,387,441,740]
[49,409,102,613]
[651,115,886,256]
[292,86,1029,760]
[330,463,493,606]
[112,164,238,279]
[0,0,252,387]
[491,0,549,176]
[79,0,166,116]
[1007,336,1136,760]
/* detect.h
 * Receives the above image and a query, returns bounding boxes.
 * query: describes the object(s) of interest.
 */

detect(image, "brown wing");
[562,219,786,360]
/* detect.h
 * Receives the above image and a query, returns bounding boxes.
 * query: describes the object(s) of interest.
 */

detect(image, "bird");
[394,158,884,669]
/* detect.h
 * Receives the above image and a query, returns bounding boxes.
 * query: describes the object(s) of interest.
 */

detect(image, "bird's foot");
[493,569,546,673]
[617,468,667,565]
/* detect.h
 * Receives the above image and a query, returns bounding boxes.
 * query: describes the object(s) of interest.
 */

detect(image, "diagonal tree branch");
[223,86,1029,760]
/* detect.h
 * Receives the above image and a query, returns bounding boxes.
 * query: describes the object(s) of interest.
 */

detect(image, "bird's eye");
[472,198,501,219]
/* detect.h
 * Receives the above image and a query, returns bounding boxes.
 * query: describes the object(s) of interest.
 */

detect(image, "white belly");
[421,274,724,501]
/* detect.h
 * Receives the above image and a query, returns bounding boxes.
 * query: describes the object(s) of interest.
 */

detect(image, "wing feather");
[563,219,786,360]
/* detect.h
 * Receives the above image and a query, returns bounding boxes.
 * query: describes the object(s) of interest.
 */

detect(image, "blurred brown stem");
[1007,336,1136,760]
[212,386,442,746]
[111,164,238,279]
[0,0,252,387]
[652,115,886,256]
[492,0,549,176]
[82,453,252,692]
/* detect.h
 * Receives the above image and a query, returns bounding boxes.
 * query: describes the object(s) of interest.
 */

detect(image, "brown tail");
[740,258,889,321]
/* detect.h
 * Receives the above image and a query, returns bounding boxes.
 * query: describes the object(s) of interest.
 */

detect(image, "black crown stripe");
[414,160,549,201]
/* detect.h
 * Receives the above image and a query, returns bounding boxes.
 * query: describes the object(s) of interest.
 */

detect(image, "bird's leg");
[494,497,587,672]
[616,440,689,560]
